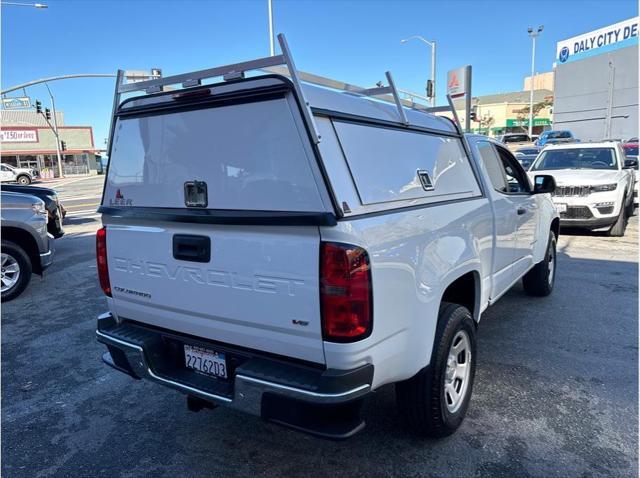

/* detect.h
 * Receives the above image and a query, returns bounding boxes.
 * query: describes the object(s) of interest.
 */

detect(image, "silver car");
[1,191,54,301]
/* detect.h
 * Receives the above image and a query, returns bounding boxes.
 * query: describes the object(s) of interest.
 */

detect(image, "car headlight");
[591,183,617,192]
[31,202,46,215]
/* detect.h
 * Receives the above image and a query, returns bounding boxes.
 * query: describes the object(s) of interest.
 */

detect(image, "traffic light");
[45,108,51,120]
[35,100,42,114]
[469,105,478,122]
[426,79,434,99]
[60,141,67,151]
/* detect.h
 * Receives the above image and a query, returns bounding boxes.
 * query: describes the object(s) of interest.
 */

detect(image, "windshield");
[531,148,618,171]
[545,131,571,139]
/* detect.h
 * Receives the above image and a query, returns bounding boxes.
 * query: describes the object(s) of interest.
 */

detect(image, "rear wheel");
[523,231,556,297]
[16,175,31,185]
[396,302,476,438]
[608,202,627,237]
[1,241,32,302]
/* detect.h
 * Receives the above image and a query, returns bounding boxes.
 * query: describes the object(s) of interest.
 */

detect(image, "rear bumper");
[96,313,372,439]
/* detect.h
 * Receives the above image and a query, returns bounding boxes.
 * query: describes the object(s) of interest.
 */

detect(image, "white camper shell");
[97,34,559,439]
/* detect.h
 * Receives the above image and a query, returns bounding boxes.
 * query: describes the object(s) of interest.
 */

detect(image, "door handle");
[517,207,527,215]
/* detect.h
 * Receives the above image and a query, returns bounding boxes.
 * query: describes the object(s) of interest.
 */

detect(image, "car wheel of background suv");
[1,240,33,302]
[608,200,627,237]
[16,175,31,185]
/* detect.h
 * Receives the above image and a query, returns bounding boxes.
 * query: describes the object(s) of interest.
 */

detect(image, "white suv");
[0,164,37,185]
[528,142,635,236]
[95,41,559,439]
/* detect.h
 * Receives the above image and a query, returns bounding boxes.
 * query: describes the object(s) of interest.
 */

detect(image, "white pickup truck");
[96,38,559,439]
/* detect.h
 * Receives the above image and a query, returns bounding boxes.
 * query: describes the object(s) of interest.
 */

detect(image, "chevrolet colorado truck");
[95,39,559,439]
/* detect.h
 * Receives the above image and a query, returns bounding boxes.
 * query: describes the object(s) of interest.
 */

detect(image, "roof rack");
[107,33,458,153]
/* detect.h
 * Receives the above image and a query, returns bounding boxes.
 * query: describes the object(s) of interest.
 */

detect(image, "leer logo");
[110,188,132,207]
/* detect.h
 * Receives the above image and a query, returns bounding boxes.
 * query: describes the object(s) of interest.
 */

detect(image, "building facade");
[553,16,639,141]
[455,89,554,138]
[1,110,101,177]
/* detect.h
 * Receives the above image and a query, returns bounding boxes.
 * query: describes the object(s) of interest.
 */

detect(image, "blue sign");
[558,47,570,63]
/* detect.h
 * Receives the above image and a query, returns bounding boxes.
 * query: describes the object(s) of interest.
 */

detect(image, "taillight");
[96,227,111,297]
[320,242,372,342]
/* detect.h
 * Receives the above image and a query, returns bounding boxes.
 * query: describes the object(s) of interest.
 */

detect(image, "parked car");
[1,184,66,238]
[497,133,534,152]
[0,163,37,185]
[528,142,635,236]
[95,48,559,440]
[1,191,54,301]
[514,147,540,168]
[535,130,577,148]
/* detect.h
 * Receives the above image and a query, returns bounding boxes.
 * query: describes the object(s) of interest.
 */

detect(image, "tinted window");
[495,147,530,193]
[334,122,481,204]
[504,135,529,143]
[106,98,326,211]
[547,131,571,139]
[532,148,617,171]
[477,141,507,192]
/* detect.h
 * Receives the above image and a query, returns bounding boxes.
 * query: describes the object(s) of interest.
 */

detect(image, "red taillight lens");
[96,227,111,297]
[320,242,372,342]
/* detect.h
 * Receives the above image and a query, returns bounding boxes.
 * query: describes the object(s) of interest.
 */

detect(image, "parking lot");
[1,176,638,477]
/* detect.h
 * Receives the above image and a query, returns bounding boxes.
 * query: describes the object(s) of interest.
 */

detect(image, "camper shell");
[96,34,558,439]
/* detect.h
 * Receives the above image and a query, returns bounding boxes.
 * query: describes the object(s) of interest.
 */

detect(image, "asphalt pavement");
[1,184,638,477]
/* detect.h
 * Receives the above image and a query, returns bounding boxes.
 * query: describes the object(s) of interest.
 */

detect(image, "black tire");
[523,231,556,297]
[1,240,33,302]
[625,197,634,217]
[16,175,31,185]
[607,202,627,237]
[396,302,476,438]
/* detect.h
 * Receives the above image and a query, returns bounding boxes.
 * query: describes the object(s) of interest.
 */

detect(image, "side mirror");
[624,158,638,169]
[534,174,556,194]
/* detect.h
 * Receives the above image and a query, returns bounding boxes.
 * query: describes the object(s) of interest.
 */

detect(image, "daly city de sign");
[556,16,638,63]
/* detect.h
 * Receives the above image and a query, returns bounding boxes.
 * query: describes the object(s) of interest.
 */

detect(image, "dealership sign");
[0,129,39,143]
[556,16,638,64]
[447,66,471,98]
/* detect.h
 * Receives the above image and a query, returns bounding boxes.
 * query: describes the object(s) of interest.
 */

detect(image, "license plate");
[184,344,227,379]
[555,203,567,213]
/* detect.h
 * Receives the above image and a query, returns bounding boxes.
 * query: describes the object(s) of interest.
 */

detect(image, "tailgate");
[106,220,324,363]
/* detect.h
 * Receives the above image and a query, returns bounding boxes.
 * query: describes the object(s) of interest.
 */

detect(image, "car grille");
[560,206,593,220]
[554,185,591,197]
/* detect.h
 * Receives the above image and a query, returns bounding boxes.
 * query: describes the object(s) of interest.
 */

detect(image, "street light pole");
[44,82,63,178]
[268,0,275,56]
[400,35,437,107]
[527,25,543,139]
[0,2,47,7]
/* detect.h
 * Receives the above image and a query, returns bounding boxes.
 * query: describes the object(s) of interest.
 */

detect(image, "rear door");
[101,80,334,364]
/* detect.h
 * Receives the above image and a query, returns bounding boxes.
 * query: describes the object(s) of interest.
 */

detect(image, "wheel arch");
[440,270,481,323]
[1,227,42,275]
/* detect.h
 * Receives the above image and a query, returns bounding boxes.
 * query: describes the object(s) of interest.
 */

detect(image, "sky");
[1,0,637,149]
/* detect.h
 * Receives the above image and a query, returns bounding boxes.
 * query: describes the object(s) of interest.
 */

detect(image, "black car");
[1,184,65,238]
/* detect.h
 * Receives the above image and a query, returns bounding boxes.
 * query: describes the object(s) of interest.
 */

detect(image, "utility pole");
[268,0,275,56]
[527,25,543,139]
[43,82,63,178]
